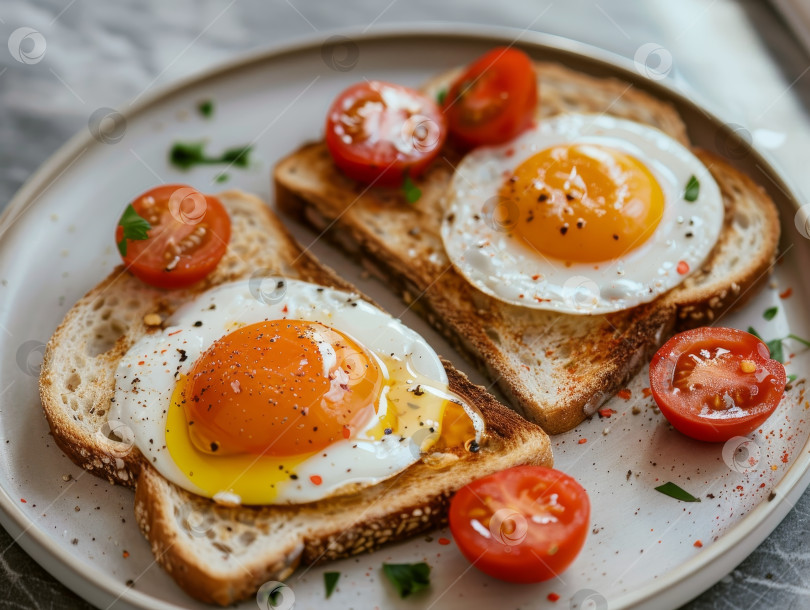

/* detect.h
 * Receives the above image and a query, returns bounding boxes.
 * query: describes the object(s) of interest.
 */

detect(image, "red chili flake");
[781,452,789,463]
[677,260,690,275]
[535,297,550,303]
[438,537,451,545]
[122,550,130,558]
[578,438,588,445]
[310,475,323,486]
[642,387,652,398]
[282,305,289,313]
[617,388,632,400]
[168,329,182,336]
[138,361,145,366]
[19,498,26,503]
[532,274,540,280]
[693,540,703,548]
[780,287,793,299]
[547,593,560,602]
[598,408,615,418]
[505,148,515,158]
[342,426,351,439]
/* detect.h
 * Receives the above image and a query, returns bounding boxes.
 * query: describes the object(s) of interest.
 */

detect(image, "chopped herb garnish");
[383,562,431,598]
[684,175,700,202]
[197,99,214,118]
[402,174,422,204]
[324,572,340,599]
[437,88,447,105]
[169,140,253,170]
[747,327,809,363]
[655,482,701,502]
[788,374,797,383]
[116,204,151,256]
[763,306,778,321]
[215,173,229,183]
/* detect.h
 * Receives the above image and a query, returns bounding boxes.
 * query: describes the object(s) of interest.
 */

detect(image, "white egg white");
[109,279,466,504]
[441,113,725,314]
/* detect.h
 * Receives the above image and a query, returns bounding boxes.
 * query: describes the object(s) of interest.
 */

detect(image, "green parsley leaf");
[763,306,778,321]
[197,99,214,118]
[402,175,422,204]
[767,338,784,363]
[747,326,762,339]
[437,88,447,105]
[655,482,701,502]
[324,572,340,599]
[215,173,229,183]
[788,374,797,383]
[220,145,253,168]
[684,175,700,202]
[169,140,253,171]
[170,141,207,170]
[383,562,431,598]
[116,204,151,256]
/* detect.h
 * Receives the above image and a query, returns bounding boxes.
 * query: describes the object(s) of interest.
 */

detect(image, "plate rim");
[0,22,806,610]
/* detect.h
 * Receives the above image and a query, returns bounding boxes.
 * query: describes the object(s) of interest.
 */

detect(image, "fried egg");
[441,113,724,314]
[110,279,483,505]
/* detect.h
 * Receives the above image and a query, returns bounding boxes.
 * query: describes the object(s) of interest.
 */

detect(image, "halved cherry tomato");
[115,184,231,289]
[649,327,786,442]
[449,466,589,583]
[324,81,447,187]
[443,47,537,149]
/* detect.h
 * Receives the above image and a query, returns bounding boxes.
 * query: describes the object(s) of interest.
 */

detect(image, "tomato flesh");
[443,47,538,149]
[649,327,786,442]
[449,466,589,583]
[324,81,447,186]
[116,184,231,289]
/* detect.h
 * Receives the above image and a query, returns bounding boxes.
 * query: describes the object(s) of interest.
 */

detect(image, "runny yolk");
[182,320,381,457]
[499,144,665,263]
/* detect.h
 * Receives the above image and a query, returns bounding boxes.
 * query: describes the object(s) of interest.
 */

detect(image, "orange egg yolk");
[182,320,381,457]
[499,144,664,263]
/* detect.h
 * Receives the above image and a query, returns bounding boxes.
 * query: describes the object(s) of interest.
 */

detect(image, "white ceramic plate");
[0,25,808,610]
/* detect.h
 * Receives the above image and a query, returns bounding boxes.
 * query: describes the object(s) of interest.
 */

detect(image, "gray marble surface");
[0,0,808,608]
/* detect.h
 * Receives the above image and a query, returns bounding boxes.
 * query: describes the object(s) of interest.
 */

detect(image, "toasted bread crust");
[274,62,781,435]
[134,358,551,605]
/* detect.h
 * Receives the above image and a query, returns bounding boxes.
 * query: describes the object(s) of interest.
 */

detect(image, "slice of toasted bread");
[274,61,780,434]
[40,190,552,605]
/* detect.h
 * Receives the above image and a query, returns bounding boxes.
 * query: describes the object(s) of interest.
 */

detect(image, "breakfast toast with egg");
[274,60,781,434]
[40,190,552,605]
